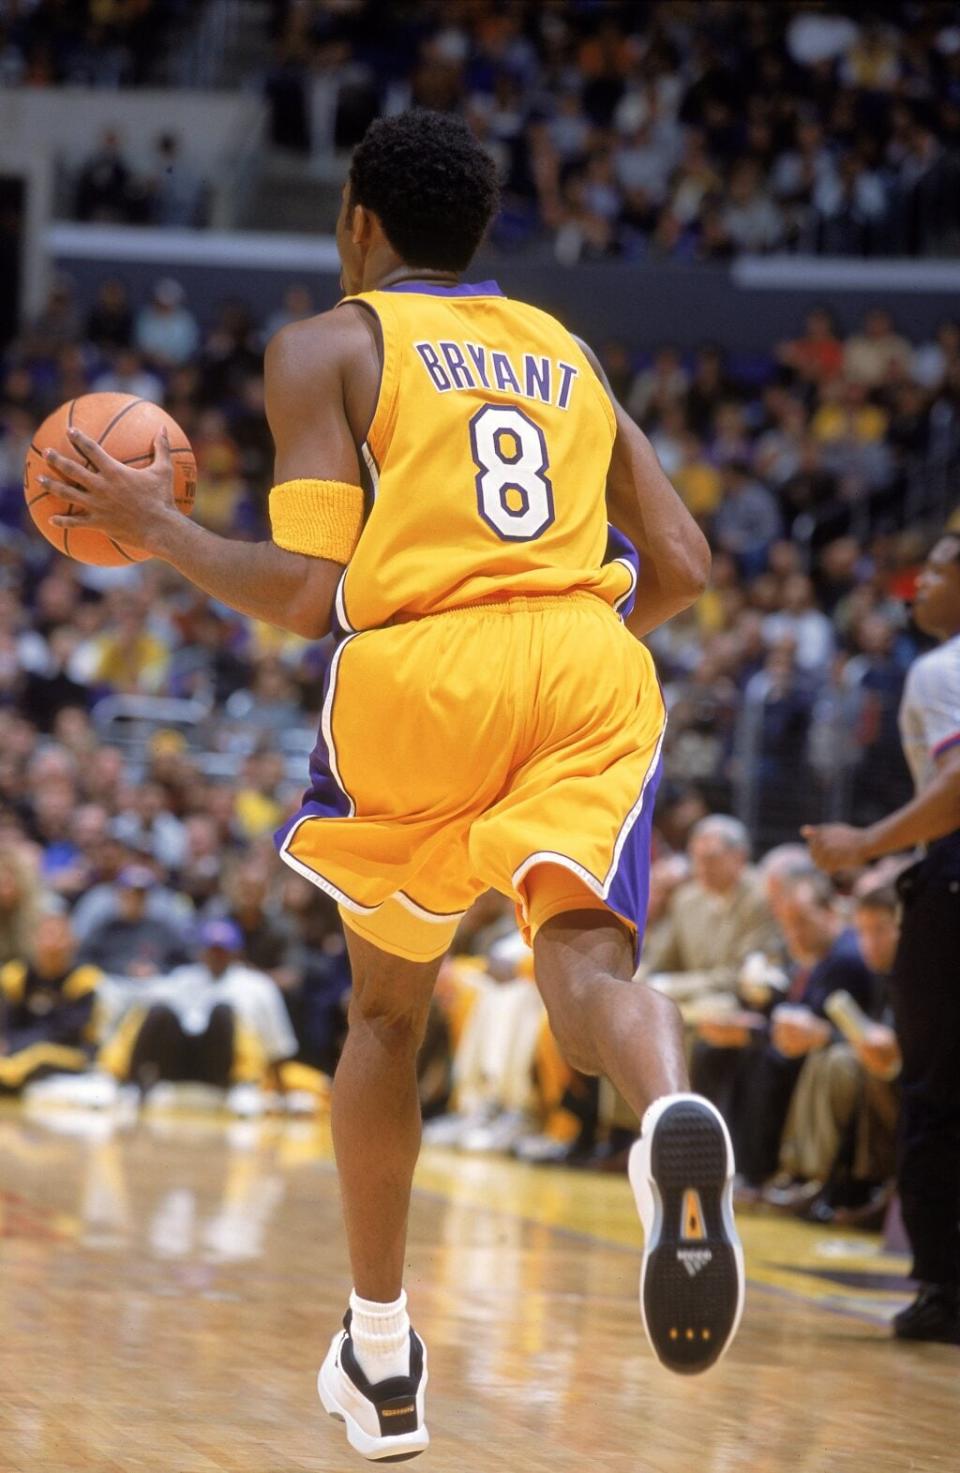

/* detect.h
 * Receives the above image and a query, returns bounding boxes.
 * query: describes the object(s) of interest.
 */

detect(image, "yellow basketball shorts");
[275,594,665,963]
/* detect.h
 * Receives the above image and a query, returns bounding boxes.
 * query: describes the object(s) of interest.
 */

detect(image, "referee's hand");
[801,822,868,873]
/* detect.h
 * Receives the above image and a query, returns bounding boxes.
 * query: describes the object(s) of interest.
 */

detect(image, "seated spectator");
[206,855,295,977]
[84,278,133,352]
[843,308,912,388]
[111,782,188,872]
[773,884,901,1221]
[762,574,835,673]
[133,278,200,369]
[263,284,317,344]
[423,931,545,1153]
[92,348,163,403]
[0,915,100,1093]
[712,462,782,578]
[78,865,190,976]
[641,815,780,1011]
[274,872,350,1079]
[692,870,875,1193]
[721,159,785,252]
[78,589,170,694]
[776,306,845,387]
[626,345,689,426]
[109,920,297,1113]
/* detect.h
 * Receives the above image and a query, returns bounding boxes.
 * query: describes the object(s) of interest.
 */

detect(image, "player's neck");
[371,265,462,292]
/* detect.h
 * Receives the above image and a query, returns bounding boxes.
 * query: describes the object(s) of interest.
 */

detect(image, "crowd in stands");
[0,268,954,1226]
[0,0,187,87]
[22,1,960,258]
[264,0,960,258]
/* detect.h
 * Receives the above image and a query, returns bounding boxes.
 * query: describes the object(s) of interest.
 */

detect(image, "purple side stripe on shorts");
[274,651,351,854]
[606,750,664,962]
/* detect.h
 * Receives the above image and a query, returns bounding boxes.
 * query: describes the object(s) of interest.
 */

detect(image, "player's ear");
[351,202,372,247]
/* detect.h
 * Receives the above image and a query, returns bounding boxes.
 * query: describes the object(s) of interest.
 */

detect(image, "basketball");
[24,393,196,565]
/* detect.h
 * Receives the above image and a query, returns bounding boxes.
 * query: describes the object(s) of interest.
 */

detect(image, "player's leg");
[532,879,744,1376]
[532,903,686,1109]
[333,924,441,1302]
[319,910,448,1463]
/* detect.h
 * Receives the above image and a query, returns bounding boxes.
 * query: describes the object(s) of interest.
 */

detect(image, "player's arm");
[43,316,362,640]
[575,338,711,639]
[803,745,960,871]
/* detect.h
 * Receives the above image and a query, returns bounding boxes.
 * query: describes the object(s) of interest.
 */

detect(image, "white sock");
[348,1288,412,1383]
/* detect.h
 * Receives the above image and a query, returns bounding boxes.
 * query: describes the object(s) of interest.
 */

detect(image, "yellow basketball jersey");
[333,280,633,633]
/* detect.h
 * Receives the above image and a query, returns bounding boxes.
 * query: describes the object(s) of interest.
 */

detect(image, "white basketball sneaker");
[318,1311,429,1462]
[628,1093,745,1374]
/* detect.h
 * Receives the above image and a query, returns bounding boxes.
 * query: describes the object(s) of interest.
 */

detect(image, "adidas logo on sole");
[677,1248,713,1277]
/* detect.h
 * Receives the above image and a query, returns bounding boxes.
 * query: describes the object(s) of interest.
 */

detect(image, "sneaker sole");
[317,1336,430,1463]
[629,1094,745,1374]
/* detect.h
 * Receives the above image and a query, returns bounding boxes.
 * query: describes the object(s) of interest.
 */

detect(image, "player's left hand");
[801,822,869,873]
[39,426,177,551]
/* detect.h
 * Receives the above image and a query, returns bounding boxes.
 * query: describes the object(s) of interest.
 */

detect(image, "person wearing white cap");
[133,278,200,368]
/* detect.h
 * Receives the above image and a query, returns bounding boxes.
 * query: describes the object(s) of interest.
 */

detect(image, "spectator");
[844,309,913,389]
[84,278,133,351]
[721,160,784,252]
[642,815,780,1011]
[133,278,201,369]
[776,307,845,386]
[0,915,100,1093]
[693,870,875,1193]
[74,129,133,223]
[92,348,163,403]
[119,919,297,1113]
[208,855,295,976]
[147,133,206,227]
[762,574,835,673]
[713,462,782,577]
[80,865,190,978]
[112,783,188,872]
[773,885,901,1221]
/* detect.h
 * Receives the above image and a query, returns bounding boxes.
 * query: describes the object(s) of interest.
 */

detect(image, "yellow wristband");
[269,479,364,564]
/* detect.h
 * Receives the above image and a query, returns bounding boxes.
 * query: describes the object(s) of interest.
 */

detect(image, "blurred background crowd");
[10,0,960,257]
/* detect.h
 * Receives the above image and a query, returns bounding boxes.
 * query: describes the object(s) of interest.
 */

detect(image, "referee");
[803,531,960,1345]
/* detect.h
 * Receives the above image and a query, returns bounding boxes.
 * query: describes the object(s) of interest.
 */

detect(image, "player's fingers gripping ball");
[24,392,196,566]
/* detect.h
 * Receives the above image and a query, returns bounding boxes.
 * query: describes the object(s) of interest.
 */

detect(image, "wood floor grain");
[0,1107,956,1473]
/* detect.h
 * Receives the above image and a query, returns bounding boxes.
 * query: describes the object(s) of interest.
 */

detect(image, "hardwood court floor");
[0,1103,956,1473]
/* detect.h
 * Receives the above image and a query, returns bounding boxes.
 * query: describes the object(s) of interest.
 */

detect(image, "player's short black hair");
[348,111,499,272]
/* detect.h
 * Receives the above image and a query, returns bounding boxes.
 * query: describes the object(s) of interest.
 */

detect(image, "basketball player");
[804,532,960,1346]
[40,111,744,1460]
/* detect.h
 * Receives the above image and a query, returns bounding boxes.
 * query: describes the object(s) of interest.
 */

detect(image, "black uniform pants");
[891,838,960,1286]
[129,1004,235,1090]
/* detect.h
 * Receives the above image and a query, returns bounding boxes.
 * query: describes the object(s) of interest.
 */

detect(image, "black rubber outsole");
[642,1101,741,1375]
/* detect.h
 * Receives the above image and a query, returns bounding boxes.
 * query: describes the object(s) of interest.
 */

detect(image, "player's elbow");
[667,526,711,605]
[279,555,340,640]
[286,599,332,640]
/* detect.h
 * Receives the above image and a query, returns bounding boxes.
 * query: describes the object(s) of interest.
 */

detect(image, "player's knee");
[347,987,430,1053]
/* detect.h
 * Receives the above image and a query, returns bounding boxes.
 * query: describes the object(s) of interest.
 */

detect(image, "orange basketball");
[24,393,196,566]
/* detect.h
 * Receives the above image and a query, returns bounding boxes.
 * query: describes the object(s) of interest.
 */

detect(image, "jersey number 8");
[469,404,555,542]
